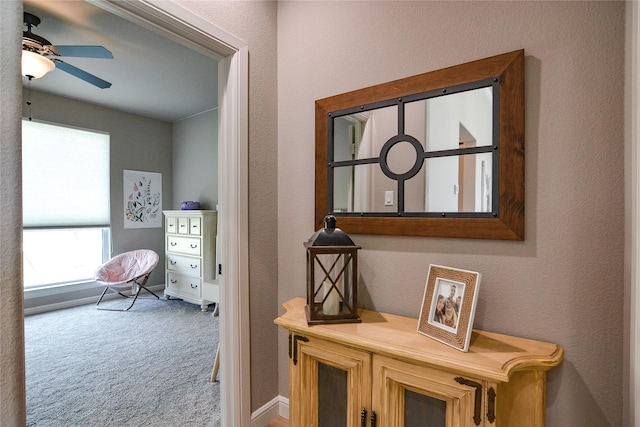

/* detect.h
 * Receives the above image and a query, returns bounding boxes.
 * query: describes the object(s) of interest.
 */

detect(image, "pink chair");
[95,249,160,311]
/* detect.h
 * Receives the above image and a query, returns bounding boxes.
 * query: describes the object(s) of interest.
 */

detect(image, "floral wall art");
[123,170,162,229]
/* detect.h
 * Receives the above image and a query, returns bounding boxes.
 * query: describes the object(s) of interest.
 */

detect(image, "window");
[23,228,110,288]
[22,120,110,289]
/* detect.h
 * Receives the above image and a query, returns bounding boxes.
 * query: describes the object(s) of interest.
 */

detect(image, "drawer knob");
[170,260,177,265]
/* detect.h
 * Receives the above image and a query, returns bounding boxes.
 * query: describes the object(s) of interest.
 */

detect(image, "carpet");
[25,296,221,426]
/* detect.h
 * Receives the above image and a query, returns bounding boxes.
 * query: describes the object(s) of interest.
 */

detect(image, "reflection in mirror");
[424,154,492,213]
[333,163,395,213]
[386,140,422,176]
[331,85,495,215]
[316,49,525,239]
[424,87,493,150]
[333,154,491,214]
[332,106,398,162]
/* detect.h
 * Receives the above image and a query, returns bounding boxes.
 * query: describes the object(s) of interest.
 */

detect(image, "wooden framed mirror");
[315,50,524,240]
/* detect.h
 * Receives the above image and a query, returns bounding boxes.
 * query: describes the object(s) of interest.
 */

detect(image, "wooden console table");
[275,297,563,427]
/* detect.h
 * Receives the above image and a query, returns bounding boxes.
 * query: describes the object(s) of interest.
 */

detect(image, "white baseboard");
[251,395,289,426]
[24,284,166,316]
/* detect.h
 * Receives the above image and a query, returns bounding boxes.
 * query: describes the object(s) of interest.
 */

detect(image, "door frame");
[93,1,251,425]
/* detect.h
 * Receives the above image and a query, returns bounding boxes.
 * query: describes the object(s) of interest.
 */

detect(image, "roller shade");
[22,120,110,228]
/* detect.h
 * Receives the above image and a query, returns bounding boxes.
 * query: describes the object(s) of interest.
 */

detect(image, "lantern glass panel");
[312,252,352,316]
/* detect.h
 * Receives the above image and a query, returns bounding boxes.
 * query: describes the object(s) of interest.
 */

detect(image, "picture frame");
[123,170,162,229]
[417,264,481,352]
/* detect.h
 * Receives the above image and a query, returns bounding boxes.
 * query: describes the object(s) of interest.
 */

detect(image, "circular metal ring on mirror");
[379,134,424,181]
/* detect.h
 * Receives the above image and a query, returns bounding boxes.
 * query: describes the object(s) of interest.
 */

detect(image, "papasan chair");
[95,249,160,311]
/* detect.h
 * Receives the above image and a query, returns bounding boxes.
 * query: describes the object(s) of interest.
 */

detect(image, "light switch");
[384,190,394,206]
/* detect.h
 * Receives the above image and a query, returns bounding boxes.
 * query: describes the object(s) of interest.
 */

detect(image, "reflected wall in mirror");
[331,85,495,214]
[316,50,524,240]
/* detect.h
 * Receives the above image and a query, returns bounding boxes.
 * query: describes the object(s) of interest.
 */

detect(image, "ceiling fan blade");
[51,45,113,59]
[53,59,112,89]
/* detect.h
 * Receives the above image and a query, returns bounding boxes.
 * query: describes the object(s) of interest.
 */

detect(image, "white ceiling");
[22,0,218,123]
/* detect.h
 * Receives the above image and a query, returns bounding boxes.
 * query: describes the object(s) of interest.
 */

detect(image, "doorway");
[80,3,251,425]
[17,1,251,426]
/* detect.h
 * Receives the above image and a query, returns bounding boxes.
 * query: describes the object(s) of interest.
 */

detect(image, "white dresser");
[163,210,218,311]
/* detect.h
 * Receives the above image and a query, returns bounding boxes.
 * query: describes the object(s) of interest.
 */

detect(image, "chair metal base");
[96,273,159,311]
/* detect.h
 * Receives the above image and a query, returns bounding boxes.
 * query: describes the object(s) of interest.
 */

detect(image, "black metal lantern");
[305,215,361,324]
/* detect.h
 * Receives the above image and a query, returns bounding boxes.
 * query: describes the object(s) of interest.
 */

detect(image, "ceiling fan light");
[21,50,55,79]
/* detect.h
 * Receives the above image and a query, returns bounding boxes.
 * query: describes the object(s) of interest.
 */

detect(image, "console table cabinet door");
[290,335,371,427]
[373,354,485,427]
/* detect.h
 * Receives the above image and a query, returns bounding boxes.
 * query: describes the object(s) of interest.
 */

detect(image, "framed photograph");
[417,264,481,352]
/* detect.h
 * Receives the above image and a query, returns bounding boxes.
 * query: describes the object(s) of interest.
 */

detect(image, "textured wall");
[624,3,640,426]
[0,1,26,424]
[172,109,218,211]
[1,1,626,424]
[277,1,624,425]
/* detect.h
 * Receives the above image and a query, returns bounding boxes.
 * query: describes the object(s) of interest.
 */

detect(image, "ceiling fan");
[22,12,113,89]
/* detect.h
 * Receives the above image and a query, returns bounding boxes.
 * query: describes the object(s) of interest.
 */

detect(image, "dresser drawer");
[167,253,201,277]
[166,216,178,234]
[166,272,202,299]
[167,235,201,256]
[189,217,201,235]
[177,217,190,234]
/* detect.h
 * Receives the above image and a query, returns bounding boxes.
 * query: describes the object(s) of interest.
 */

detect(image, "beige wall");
[0,1,628,424]
[0,1,26,424]
[277,1,624,426]
[624,3,640,425]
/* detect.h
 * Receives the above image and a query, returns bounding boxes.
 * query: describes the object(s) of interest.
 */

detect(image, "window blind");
[22,120,110,228]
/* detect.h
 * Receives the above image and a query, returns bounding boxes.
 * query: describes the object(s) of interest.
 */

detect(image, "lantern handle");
[324,215,336,229]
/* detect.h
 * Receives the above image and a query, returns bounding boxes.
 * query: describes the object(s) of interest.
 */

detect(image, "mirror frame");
[315,50,524,240]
